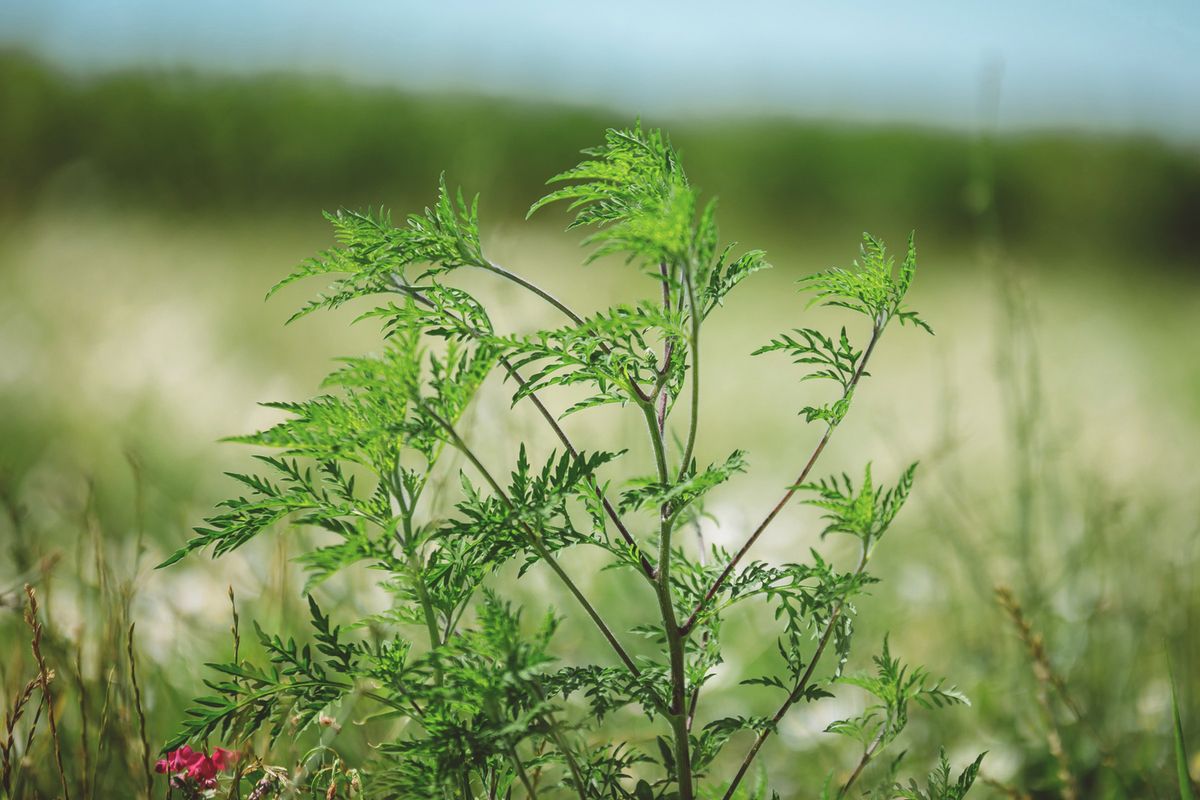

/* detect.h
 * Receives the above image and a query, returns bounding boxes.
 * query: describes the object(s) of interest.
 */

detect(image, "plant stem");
[23,586,70,800]
[538,711,588,800]
[656,262,675,436]
[390,487,446,684]
[837,729,885,799]
[507,746,540,799]
[127,623,153,800]
[685,521,709,733]
[641,402,671,484]
[507,365,657,580]
[481,259,585,325]
[657,566,694,800]
[423,405,646,685]
[676,263,701,479]
[528,678,588,798]
[681,325,882,634]
[640,401,695,800]
[392,279,656,580]
[721,547,870,800]
[409,551,443,656]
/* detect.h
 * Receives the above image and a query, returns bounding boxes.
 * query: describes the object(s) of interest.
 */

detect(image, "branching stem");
[681,324,882,635]
[721,546,871,800]
[423,404,646,684]
[392,278,657,580]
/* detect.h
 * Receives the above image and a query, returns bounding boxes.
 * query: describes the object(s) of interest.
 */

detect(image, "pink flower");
[156,745,238,789]
[155,745,202,774]
[210,747,237,771]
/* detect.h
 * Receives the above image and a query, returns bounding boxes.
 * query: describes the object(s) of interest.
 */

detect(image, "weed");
[159,124,980,798]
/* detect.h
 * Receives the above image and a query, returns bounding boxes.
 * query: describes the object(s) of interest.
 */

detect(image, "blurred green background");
[1,3,1199,796]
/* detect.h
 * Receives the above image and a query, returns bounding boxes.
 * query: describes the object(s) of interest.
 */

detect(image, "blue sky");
[3,0,1199,140]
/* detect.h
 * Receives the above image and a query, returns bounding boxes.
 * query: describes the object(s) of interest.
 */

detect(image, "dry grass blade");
[73,634,91,800]
[1,677,40,794]
[128,622,154,800]
[994,584,1077,800]
[24,584,72,800]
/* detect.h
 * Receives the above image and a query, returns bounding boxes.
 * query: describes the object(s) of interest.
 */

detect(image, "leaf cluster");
[826,637,969,764]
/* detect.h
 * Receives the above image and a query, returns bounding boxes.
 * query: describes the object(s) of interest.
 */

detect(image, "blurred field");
[1,50,1199,797]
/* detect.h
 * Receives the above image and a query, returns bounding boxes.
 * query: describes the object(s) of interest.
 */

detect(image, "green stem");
[390,484,445,683]
[676,262,701,480]
[507,746,540,799]
[721,546,871,800]
[538,712,587,800]
[410,553,442,655]
[423,404,646,685]
[658,563,694,800]
[656,261,675,436]
[641,402,670,484]
[528,680,587,798]
[481,259,585,325]
[642,402,695,800]
[510,365,657,581]
[391,278,656,580]
[681,324,882,634]
[837,730,884,800]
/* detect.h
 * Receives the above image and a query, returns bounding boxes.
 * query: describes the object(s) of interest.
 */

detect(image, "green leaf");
[620,450,747,518]
[1172,659,1197,800]
[893,748,985,800]
[799,463,919,548]
[271,176,487,321]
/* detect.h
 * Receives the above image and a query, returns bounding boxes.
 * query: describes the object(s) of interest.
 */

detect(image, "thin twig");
[675,261,701,480]
[507,746,540,799]
[391,278,657,580]
[722,548,870,800]
[837,728,885,799]
[529,680,587,800]
[681,325,882,635]
[423,405,649,689]
[684,521,709,733]
[656,262,675,436]
[504,363,656,580]
[482,259,585,326]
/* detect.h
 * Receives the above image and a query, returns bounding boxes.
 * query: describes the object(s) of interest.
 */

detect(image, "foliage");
[825,637,970,787]
[892,749,984,800]
[159,123,976,798]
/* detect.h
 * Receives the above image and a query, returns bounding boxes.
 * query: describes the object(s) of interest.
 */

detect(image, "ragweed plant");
[161,124,981,799]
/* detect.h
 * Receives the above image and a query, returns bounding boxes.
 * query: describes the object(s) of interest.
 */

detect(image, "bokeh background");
[1,2,1198,797]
